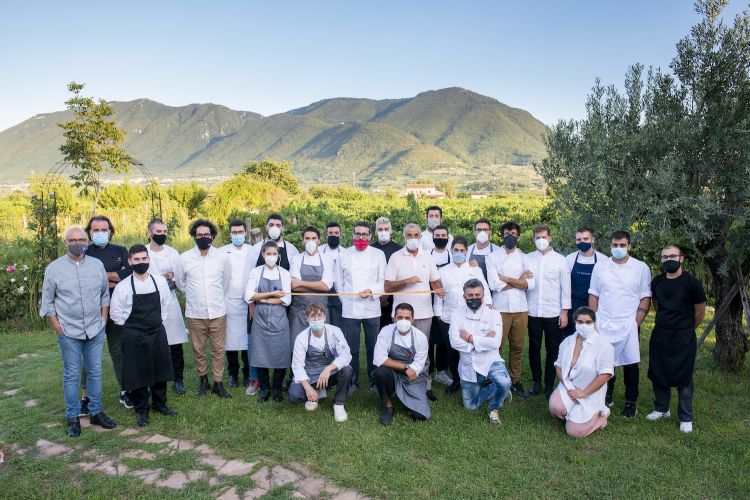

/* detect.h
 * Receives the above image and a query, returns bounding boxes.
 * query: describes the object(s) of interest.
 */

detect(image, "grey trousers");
[653,380,694,422]
[411,318,433,391]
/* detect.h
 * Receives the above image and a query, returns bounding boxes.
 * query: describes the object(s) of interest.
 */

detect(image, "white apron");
[164,292,188,345]
[596,263,643,366]
[226,297,249,351]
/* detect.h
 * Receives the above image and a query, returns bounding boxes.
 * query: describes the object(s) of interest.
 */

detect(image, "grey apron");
[304,327,337,385]
[468,244,493,281]
[388,327,432,418]
[249,267,291,368]
[289,257,328,344]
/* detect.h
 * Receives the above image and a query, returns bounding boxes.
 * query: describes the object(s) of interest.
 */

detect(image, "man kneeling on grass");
[449,279,511,425]
[373,303,432,426]
[288,303,353,422]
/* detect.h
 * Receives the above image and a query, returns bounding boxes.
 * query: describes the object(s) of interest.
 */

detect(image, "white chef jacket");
[178,246,232,319]
[430,248,451,268]
[110,273,171,325]
[248,239,299,268]
[449,304,504,383]
[146,244,182,288]
[384,246,441,320]
[320,243,343,290]
[565,250,608,270]
[373,324,428,373]
[554,332,615,423]
[290,251,334,288]
[486,248,536,313]
[244,265,292,306]
[526,249,572,318]
[220,243,253,299]
[421,230,453,252]
[337,246,386,319]
[433,262,492,323]
[291,325,352,383]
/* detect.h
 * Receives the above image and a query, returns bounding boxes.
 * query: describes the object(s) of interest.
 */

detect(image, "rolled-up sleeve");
[39,266,57,318]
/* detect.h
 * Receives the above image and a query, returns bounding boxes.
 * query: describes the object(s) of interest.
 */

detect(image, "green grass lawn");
[1,318,749,499]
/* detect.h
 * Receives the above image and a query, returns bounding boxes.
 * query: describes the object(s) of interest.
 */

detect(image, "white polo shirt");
[384,247,441,320]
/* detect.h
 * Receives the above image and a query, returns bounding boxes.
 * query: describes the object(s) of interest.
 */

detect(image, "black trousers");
[654,379,694,422]
[428,318,449,374]
[528,316,561,389]
[607,363,640,403]
[379,299,394,330]
[130,381,167,413]
[372,366,428,421]
[226,350,249,378]
[288,365,354,405]
[257,368,286,390]
[437,320,459,381]
[169,344,184,382]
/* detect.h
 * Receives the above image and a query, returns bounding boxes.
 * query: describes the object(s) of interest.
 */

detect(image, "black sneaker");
[379,407,394,426]
[243,375,251,387]
[605,394,614,407]
[510,382,529,399]
[529,381,541,396]
[78,397,90,417]
[90,411,117,429]
[136,411,150,427]
[211,382,232,399]
[67,417,81,437]
[272,388,283,403]
[426,390,438,402]
[152,405,177,417]
[172,380,186,395]
[622,402,637,418]
[228,375,239,388]
[119,392,134,409]
[257,388,270,403]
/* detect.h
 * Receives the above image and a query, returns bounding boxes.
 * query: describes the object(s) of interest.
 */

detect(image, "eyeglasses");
[660,254,681,261]
[196,233,213,238]
[67,239,87,244]
[353,232,370,240]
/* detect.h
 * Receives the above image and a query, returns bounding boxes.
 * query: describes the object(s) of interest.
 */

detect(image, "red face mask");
[353,240,369,251]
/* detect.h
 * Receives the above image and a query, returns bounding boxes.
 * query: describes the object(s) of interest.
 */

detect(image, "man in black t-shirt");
[647,245,706,433]
[371,217,403,329]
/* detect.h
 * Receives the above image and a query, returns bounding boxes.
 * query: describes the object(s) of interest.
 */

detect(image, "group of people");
[40,207,706,439]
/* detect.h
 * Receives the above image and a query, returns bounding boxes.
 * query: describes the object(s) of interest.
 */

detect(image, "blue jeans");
[58,328,105,418]
[461,361,512,411]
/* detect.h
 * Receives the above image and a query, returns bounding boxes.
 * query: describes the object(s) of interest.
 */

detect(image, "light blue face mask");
[452,252,467,264]
[611,247,628,260]
[92,232,109,246]
[308,320,325,331]
[231,234,245,246]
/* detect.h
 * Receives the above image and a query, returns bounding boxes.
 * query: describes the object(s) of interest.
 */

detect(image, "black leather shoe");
[272,388,283,403]
[510,382,529,399]
[78,397,90,417]
[195,375,209,397]
[152,405,177,417]
[243,375,251,387]
[211,382,232,399]
[529,381,541,396]
[379,407,394,426]
[90,411,117,429]
[172,380,186,395]
[66,417,81,437]
[605,393,614,407]
[257,388,270,403]
[544,385,554,399]
[136,411,150,427]
[426,390,438,402]
[622,402,638,418]
[228,375,239,388]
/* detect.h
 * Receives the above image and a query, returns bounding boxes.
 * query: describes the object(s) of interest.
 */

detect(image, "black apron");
[648,326,696,388]
[468,244,493,281]
[565,252,597,336]
[431,248,452,270]
[121,275,174,390]
[255,240,290,271]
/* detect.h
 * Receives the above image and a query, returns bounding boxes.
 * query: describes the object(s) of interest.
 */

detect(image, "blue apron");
[564,252,597,336]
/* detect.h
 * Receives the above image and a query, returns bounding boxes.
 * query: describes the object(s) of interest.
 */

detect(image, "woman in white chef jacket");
[549,306,614,438]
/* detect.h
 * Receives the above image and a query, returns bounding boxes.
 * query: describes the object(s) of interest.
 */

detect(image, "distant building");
[470,192,488,199]
[404,184,446,199]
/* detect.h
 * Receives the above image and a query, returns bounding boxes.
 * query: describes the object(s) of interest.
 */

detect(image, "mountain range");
[0,87,549,186]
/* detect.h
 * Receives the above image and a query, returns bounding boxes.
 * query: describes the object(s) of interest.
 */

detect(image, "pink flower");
[5,265,16,272]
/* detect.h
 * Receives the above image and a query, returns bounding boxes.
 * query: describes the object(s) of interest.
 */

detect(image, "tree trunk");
[712,275,749,371]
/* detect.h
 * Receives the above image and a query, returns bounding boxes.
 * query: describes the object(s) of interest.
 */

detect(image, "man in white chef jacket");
[588,230,651,418]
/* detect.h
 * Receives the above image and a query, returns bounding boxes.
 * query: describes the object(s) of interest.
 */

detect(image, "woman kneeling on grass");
[549,306,614,438]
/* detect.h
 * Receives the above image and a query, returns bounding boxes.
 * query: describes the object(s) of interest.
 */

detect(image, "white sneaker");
[646,410,671,421]
[333,404,348,422]
[680,421,693,433]
[304,401,318,411]
[488,409,501,425]
[435,370,454,386]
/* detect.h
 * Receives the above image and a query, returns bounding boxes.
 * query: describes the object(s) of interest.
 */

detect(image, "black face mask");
[327,235,340,249]
[503,234,518,249]
[466,298,483,311]
[661,260,681,274]
[195,237,213,250]
[151,234,167,246]
[433,237,449,249]
[132,263,149,275]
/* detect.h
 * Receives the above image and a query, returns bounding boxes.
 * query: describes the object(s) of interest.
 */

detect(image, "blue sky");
[0,1,745,131]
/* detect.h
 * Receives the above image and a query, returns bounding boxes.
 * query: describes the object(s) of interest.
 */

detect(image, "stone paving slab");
[217,459,256,477]
[24,399,37,407]
[144,434,172,444]
[35,440,72,459]
[251,466,270,489]
[3,389,19,396]
[122,450,156,460]
[119,428,140,437]
[271,465,299,486]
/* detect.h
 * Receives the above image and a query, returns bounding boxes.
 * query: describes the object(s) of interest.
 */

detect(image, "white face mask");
[264,254,278,266]
[427,218,440,229]
[377,230,391,243]
[305,240,318,255]
[405,238,420,251]
[576,323,596,339]
[476,231,489,244]
[535,238,550,252]
[396,319,412,334]
[267,226,282,240]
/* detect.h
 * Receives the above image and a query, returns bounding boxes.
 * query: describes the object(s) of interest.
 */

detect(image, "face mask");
[576,242,592,253]
[576,323,596,339]
[427,218,440,230]
[308,319,325,331]
[267,226,282,240]
[353,240,369,251]
[195,237,212,250]
[503,234,518,249]
[377,231,391,243]
[405,239,420,251]
[92,232,109,247]
[396,319,412,334]
[68,243,88,257]
[476,231,489,244]
[452,251,467,264]
[132,262,149,275]
[151,234,167,246]
[327,235,340,249]
[466,298,483,311]
[661,260,681,274]
[264,254,278,266]
[433,237,449,250]
[535,238,550,252]
[611,247,628,260]
[305,240,318,255]
[231,234,245,247]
